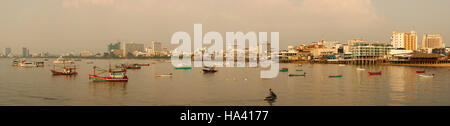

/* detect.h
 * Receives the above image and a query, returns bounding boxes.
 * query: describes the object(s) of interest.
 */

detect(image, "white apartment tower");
[391,31,417,50]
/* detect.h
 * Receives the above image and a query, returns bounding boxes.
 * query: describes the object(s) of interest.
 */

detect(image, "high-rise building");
[122,42,145,57]
[391,31,418,50]
[422,34,444,49]
[22,47,30,57]
[4,48,11,57]
[152,41,162,52]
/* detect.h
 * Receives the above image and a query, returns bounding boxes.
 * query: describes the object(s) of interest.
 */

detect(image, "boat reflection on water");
[51,74,78,80]
[89,81,128,98]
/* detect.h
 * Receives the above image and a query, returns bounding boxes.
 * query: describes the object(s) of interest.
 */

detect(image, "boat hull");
[89,74,128,82]
[127,66,142,69]
[51,70,78,75]
[416,71,425,73]
[368,72,382,75]
[329,75,343,78]
[175,67,192,69]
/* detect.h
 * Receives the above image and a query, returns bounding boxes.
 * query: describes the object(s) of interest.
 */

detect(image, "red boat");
[368,71,382,75]
[416,70,425,73]
[138,64,150,66]
[89,66,128,82]
[127,66,141,69]
[50,65,78,75]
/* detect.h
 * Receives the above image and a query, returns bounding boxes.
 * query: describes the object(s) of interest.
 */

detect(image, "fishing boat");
[156,73,173,77]
[126,64,142,69]
[174,65,192,69]
[416,70,426,73]
[329,75,343,78]
[138,64,150,66]
[289,73,306,76]
[89,66,128,82]
[53,56,74,64]
[12,59,26,66]
[297,64,303,67]
[202,66,218,73]
[280,68,288,72]
[19,62,37,67]
[418,74,434,78]
[368,71,382,75]
[50,65,78,75]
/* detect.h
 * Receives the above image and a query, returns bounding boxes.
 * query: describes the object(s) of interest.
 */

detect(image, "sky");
[0,0,449,54]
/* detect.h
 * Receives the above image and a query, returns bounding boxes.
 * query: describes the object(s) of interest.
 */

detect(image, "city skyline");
[1,0,449,54]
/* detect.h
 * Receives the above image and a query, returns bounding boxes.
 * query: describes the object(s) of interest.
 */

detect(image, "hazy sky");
[1,0,449,54]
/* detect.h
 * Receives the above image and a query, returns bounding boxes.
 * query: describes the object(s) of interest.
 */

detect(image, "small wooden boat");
[297,64,303,67]
[138,64,150,66]
[156,73,173,77]
[121,64,142,69]
[12,59,26,66]
[368,71,382,75]
[202,66,218,73]
[174,65,192,69]
[296,69,303,71]
[280,68,288,72]
[127,66,142,69]
[357,68,365,71]
[418,74,434,78]
[89,66,128,82]
[329,75,343,78]
[416,70,426,73]
[51,65,78,75]
[19,62,37,67]
[289,73,306,76]
[264,96,277,101]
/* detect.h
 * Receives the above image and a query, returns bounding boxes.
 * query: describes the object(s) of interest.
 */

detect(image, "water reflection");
[89,82,127,98]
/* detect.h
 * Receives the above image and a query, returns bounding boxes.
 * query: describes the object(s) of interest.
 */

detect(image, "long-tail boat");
[202,66,218,73]
[416,70,426,73]
[368,71,382,75]
[89,66,128,82]
[329,75,343,78]
[280,68,288,72]
[51,64,78,75]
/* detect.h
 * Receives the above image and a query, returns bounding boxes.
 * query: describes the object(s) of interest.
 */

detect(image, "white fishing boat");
[418,74,434,78]
[156,73,173,77]
[53,56,74,64]
[19,62,37,67]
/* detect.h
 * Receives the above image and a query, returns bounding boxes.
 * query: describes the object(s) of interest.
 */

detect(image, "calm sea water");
[0,58,449,106]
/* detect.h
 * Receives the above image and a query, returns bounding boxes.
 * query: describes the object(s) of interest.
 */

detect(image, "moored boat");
[156,73,173,77]
[289,73,306,76]
[89,66,128,82]
[174,65,192,69]
[280,68,288,72]
[51,65,77,75]
[329,75,343,78]
[19,62,37,67]
[416,70,426,73]
[357,68,365,71]
[138,64,150,66]
[53,56,74,64]
[296,69,303,71]
[368,71,382,75]
[418,74,434,78]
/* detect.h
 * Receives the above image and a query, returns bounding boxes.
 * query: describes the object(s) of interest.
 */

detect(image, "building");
[122,42,145,57]
[350,40,393,59]
[391,31,417,50]
[4,48,11,57]
[80,51,93,57]
[22,47,30,58]
[422,34,444,49]
[152,41,162,52]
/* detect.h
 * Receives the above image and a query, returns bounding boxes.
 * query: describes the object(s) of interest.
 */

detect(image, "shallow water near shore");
[0,58,449,106]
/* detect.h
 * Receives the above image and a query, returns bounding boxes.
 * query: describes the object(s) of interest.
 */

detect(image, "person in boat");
[268,88,277,98]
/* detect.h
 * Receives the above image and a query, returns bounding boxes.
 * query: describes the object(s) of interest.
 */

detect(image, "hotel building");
[421,34,444,49]
[391,31,418,50]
